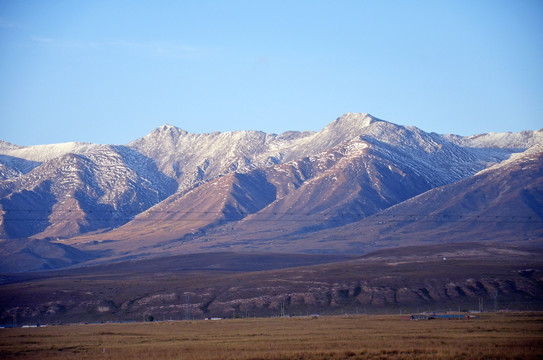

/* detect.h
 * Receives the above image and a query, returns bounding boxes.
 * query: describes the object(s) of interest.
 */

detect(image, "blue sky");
[1,0,542,146]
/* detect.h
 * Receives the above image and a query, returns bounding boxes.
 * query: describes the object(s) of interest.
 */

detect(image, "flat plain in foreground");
[1,313,542,359]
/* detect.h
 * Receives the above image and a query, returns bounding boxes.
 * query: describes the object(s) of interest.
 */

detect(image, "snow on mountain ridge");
[127,114,379,191]
[117,113,537,196]
[443,129,543,149]
[128,123,317,189]
[0,140,23,152]
[0,142,109,180]
[0,141,106,163]
[476,143,543,176]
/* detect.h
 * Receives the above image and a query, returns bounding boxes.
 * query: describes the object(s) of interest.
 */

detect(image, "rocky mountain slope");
[65,117,542,261]
[0,145,177,239]
[0,113,541,269]
[192,144,543,255]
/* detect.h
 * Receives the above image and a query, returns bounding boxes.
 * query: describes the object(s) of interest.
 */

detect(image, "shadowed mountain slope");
[1,243,541,324]
[272,144,543,253]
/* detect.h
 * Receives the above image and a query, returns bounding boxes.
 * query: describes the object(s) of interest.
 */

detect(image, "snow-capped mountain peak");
[443,129,543,149]
[0,112,540,247]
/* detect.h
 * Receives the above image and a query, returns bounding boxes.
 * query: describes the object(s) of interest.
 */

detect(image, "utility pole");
[494,291,498,312]
[185,294,191,320]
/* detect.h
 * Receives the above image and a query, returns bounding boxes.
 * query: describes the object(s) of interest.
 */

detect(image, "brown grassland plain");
[1,313,542,360]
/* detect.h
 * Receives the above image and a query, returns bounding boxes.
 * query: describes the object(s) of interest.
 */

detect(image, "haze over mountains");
[0,113,542,271]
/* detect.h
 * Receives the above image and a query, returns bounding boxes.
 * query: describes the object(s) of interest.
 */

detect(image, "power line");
[1,208,540,219]
[0,208,540,224]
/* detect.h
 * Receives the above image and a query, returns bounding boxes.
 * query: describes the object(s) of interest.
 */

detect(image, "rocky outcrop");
[2,249,541,324]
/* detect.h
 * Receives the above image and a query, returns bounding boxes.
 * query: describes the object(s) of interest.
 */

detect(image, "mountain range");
[0,113,542,271]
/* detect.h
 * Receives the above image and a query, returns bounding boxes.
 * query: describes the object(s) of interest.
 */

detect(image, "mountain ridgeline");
[0,113,542,270]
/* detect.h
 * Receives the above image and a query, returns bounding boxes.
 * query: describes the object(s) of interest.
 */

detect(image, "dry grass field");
[1,313,542,359]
